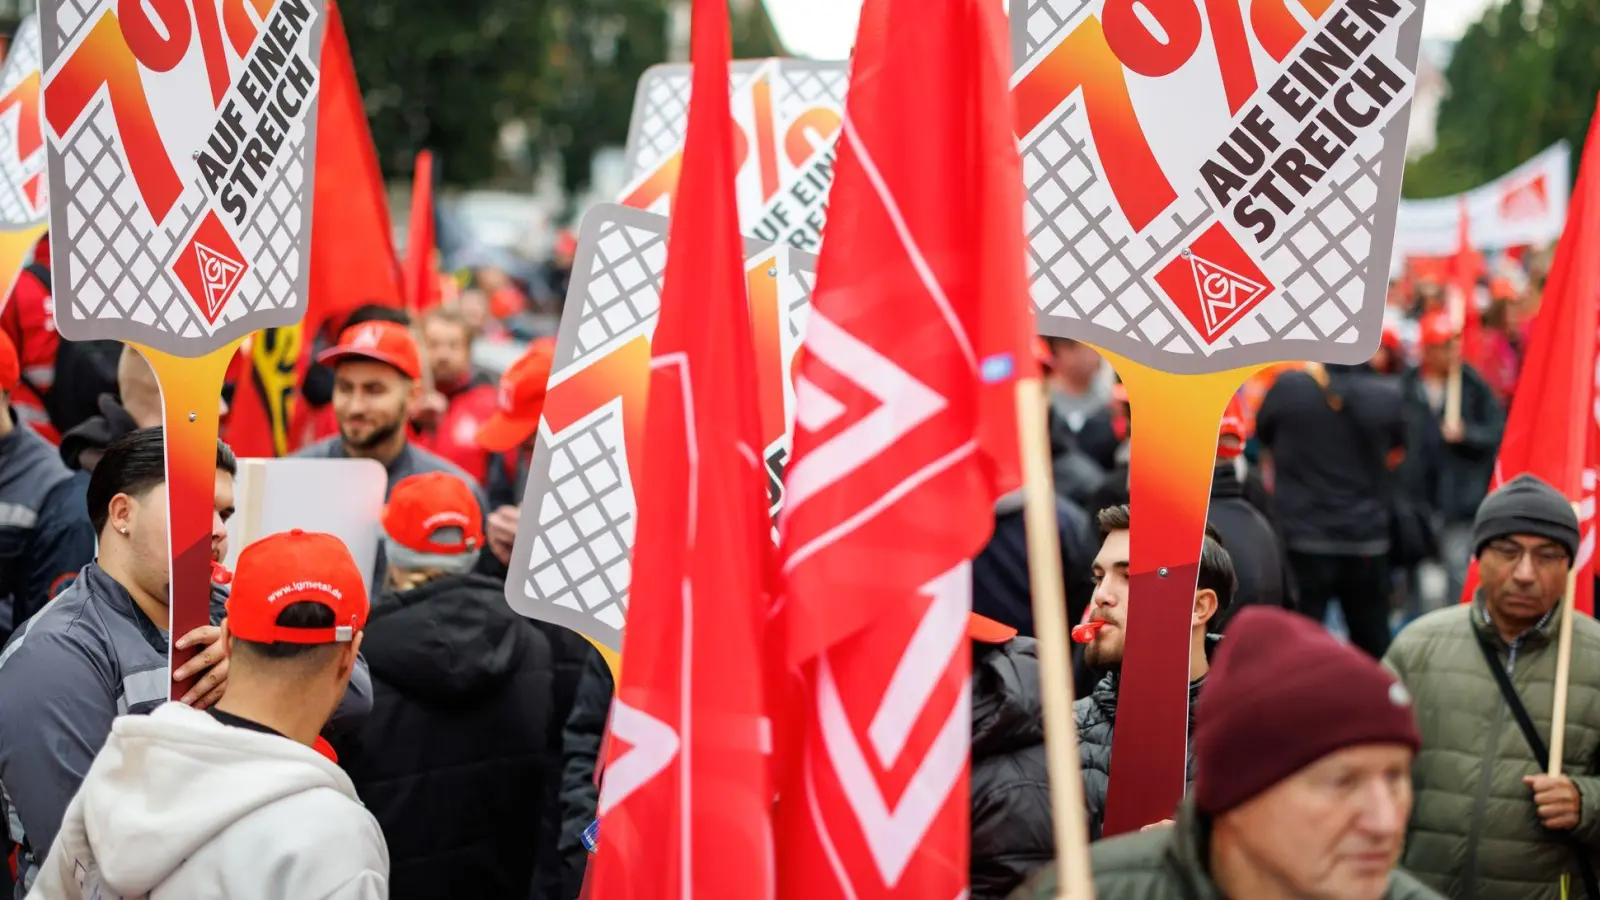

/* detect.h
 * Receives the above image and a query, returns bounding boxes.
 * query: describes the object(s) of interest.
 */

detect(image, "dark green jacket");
[1006,801,1442,899]
[1384,600,1600,899]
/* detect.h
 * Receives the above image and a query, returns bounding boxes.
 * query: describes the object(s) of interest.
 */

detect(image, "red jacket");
[414,379,498,485]
[0,266,58,443]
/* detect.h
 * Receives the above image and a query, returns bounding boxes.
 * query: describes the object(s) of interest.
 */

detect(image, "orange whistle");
[1072,620,1106,644]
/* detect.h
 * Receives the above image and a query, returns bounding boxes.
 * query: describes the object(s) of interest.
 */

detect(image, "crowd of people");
[0,238,1593,900]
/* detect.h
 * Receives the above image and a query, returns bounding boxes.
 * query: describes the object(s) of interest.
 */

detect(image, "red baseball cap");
[968,612,1018,644]
[383,472,485,556]
[1217,392,1246,460]
[1419,312,1458,347]
[317,320,422,380]
[0,329,17,392]
[477,338,556,453]
[227,530,369,644]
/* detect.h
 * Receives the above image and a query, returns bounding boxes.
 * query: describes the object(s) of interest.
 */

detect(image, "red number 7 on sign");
[44,0,278,227]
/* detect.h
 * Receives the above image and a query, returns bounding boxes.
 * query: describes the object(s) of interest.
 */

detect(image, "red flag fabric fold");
[774,0,1036,895]
[586,0,774,897]
[1461,95,1600,612]
[403,150,438,313]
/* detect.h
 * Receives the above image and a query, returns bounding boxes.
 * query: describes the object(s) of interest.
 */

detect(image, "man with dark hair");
[295,320,485,507]
[0,427,372,897]
[31,529,388,899]
[1076,503,1236,839]
[1386,474,1600,900]
[0,329,94,643]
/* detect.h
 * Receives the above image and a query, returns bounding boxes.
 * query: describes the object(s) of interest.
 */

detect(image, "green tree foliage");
[342,0,789,193]
[1404,0,1600,198]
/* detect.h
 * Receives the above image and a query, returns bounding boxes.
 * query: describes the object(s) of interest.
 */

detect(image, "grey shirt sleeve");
[0,632,117,860]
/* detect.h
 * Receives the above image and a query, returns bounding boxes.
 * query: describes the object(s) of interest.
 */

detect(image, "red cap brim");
[316,346,420,380]
[475,410,541,453]
[968,613,1018,644]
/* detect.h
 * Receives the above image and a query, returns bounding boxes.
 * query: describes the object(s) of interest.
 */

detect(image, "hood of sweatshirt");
[59,702,363,896]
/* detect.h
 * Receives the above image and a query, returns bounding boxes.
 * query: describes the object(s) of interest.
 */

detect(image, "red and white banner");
[1394,141,1571,264]
[40,0,324,355]
[775,0,1035,895]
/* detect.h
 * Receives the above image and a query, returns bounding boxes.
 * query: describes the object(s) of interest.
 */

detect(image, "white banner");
[1393,141,1570,262]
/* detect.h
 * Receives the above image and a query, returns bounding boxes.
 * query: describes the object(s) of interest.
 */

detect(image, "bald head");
[118,346,162,428]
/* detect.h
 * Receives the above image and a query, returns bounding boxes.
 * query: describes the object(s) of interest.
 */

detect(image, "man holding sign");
[0,429,371,897]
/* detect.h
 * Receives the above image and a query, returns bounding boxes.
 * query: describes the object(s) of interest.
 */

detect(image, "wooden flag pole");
[1016,377,1095,899]
[1547,500,1583,776]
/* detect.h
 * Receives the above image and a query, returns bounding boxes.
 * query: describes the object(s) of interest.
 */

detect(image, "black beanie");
[1472,473,1579,560]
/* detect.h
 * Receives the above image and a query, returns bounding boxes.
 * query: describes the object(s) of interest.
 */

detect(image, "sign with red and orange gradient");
[0,15,48,315]
[38,0,327,700]
[621,59,846,252]
[40,0,324,355]
[1010,0,1426,837]
[505,204,814,656]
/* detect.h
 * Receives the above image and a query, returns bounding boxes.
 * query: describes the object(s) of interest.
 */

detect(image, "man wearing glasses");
[1385,474,1600,900]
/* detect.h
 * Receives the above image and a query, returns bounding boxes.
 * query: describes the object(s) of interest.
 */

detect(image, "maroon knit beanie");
[1192,607,1421,815]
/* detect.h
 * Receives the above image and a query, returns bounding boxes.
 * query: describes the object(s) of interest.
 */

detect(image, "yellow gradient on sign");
[0,224,46,315]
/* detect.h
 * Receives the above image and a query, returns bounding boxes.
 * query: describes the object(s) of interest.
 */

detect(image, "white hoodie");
[27,702,388,900]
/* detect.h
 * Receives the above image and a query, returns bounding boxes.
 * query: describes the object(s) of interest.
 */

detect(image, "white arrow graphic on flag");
[597,698,681,817]
[817,562,972,887]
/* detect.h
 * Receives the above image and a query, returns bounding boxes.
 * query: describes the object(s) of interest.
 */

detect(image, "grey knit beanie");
[1472,473,1579,560]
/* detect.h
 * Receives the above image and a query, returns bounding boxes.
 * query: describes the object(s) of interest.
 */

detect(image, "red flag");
[774,0,1035,895]
[403,150,439,313]
[1450,196,1484,364]
[585,0,774,897]
[306,0,403,337]
[1461,95,1600,612]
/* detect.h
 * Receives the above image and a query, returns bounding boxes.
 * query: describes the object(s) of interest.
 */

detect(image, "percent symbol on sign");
[44,0,282,227]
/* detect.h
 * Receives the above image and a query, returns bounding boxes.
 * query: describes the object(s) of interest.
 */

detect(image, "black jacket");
[971,639,1054,900]
[530,624,597,900]
[1077,638,1217,840]
[973,489,1097,638]
[557,648,614,900]
[1207,463,1295,622]
[1257,366,1407,556]
[332,574,555,900]
[1396,364,1504,524]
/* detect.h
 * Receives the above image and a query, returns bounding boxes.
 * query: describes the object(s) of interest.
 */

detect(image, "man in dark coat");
[1013,607,1439,900]
[969,614,1052,899]
[557,648,613,900]
[1396,311,1505,607]
[1209,393,1295,622]
[332,472,559,900]
[1076,505,1235,839]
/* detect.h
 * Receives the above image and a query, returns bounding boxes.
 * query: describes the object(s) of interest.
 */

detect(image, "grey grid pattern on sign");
[524,413,635,634]
[571,218,667,356]
[0,16,43,225]
[1023,98,1214,355]
[57,115,212,335]
[224,153,307,323]
[1246,139,1384,348]
[1017,0,1092,59]
[776,66,847,124]
[628,71,691,179]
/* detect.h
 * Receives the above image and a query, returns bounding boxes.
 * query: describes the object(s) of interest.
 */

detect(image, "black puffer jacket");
[332,574,555,900]
[1077,638,1218,839]
[530,624,598,900]
[971,639,1055,900]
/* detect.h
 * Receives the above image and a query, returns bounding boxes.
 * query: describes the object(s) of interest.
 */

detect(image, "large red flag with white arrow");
[1461,95,1600,612]
[774,0,1035,895]
[585,0,775,897]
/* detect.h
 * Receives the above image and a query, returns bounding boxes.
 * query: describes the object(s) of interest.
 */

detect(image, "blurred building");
[1407,38,1455,160]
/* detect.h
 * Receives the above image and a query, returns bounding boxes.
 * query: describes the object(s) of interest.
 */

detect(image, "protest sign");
[224,457,388,596]
[0,15,47,315]
[505,203,815,664]
[40,0,326,696]
[1011,0,1426,835]
[1393,141,1570,264]
[621,59,846,251]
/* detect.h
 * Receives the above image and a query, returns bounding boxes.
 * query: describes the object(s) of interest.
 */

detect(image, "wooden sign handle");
[135,340,242,701]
